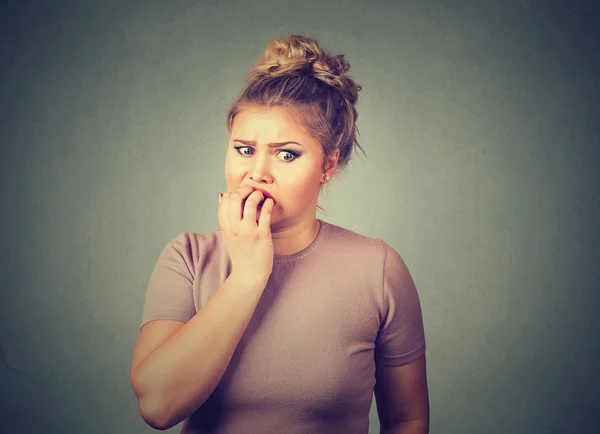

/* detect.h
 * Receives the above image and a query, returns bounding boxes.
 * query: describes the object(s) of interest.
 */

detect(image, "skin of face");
[224,104,339,253]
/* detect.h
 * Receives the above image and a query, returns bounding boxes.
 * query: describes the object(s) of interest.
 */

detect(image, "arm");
[374,355,429,434]
[130,273,267,430]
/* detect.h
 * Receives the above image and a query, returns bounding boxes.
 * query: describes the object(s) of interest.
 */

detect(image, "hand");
[217,185,276,286]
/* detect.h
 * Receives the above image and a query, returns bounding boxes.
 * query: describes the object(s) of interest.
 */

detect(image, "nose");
[249,154,273,182]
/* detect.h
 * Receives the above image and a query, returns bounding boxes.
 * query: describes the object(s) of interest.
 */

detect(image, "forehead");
[231,105,314,142]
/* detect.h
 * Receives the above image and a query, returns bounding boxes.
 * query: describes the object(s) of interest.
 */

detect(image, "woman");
[130,34,429,434]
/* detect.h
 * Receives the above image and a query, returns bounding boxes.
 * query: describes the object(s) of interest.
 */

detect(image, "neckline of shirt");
[273,218,328,262]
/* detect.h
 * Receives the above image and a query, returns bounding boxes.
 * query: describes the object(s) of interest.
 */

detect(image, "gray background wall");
[1,1,599,433]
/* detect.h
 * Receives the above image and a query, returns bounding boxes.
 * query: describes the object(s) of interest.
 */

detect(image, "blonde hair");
[225,34,366,215]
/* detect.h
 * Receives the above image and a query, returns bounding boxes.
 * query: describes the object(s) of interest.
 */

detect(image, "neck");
[271,217,321,256]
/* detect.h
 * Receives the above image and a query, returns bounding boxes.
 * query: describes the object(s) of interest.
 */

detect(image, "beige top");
[140,219,426,433]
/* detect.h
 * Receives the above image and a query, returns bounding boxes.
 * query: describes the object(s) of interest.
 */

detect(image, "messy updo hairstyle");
[225,34,366,215]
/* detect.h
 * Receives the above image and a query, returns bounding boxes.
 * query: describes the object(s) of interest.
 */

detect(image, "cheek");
[224,161,242,180]
[224,152,239,172]
[283,178,319,201]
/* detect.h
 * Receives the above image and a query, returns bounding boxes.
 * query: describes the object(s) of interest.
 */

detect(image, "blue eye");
[235,146,252,156]
[233,146,300,163]
[280,150,299,162]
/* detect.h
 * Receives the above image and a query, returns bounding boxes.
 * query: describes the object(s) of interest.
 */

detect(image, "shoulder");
[322,220,391,262]
[169,229,220,250]
[322,222,413,285]
[159,228,223,266]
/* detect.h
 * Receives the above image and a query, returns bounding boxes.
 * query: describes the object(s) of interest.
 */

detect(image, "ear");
[325,148,340,174]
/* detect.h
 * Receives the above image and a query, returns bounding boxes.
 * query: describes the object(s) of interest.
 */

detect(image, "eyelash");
[233,146,300,163]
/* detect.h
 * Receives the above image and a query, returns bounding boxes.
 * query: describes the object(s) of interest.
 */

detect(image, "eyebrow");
[233,139,304,148]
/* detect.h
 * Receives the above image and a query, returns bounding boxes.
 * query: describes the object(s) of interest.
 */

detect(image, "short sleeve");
[375,243,426,366]
[139,232,197,329]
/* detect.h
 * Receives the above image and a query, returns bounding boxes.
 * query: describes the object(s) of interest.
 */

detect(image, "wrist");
[227,272,269,293]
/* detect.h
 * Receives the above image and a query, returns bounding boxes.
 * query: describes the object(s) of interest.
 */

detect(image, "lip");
[249,186,275,204]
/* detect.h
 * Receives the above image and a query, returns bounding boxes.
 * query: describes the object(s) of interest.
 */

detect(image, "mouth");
[250,187,275,206]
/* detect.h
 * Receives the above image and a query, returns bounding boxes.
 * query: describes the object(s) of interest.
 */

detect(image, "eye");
[236,146,253,156]
[279,150,299,162]
[233,146,300,163]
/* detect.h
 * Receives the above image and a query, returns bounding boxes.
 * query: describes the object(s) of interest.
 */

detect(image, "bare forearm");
[381,420,429,434]
[132,273,266,429]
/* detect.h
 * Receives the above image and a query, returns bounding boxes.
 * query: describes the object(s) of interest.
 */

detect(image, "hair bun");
[248,34,361,104]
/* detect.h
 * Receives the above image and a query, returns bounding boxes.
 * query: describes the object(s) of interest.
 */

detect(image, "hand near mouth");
[247,187,276,207]
[217,185,276,285]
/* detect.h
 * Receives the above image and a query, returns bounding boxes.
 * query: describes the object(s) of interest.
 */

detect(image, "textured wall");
[1,1,598,433]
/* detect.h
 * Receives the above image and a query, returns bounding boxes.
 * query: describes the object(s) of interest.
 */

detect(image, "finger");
[222,192,232,232]
[238,185,255,203]
[217,193,222,220]
[240,186,259,210]
[234,186,260,226]
[258,197,274,235]
[243,190,264,225]
[229,189,243,230]
[218,192,225,230]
